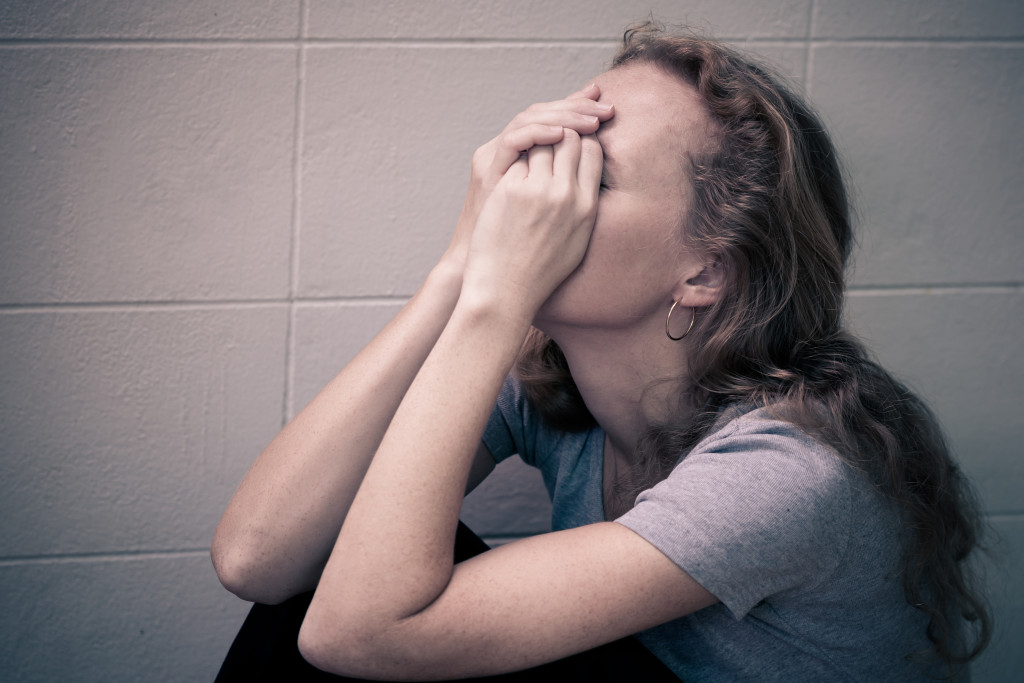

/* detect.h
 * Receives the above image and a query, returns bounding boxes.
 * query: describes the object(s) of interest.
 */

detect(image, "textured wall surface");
[1,1,1021,680]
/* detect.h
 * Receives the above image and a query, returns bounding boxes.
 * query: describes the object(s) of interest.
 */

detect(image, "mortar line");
[847,282,1024,295]
[0,296,412,313]
[1,37,1020,49]
[2,282,1019,314]
[0,38,618,48]
[807,38,1024,48]
[0,300,292,313]
[0,548,213,567]
[292,296,412,308]
[282,0,309,427]
[803,0,817,93]
[293,37,1024,47]
[0,39,299,47]
[985,513,1024,523]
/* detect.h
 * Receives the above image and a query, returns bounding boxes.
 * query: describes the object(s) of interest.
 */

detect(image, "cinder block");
[0,553,250,682]
[307,0,811,40]
[845,290,1024,513]
[299,45,609,297]
[735,44,806,83]
[0,0,300,39]
[461,456,553,538]
[971,515,1024,682]
[0,47,295,304]
[0,306,288,556]
[810,44,1024,286]
[815,0,1024,39]
[290,301,405,416]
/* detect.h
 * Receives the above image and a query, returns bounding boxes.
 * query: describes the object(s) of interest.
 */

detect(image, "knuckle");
[497,130,519,151]
[561,127,581,142]
[511,109,533,126]
[471,151,491,176]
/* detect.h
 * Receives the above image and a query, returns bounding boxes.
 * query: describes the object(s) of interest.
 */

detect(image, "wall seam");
[847,283,1024,295]
[0,549,215,567]
[1,37,1020,49]
[283,0,308,425]
[803,0,817,92]
[0,40,302,48]
[2,283,1021,312]
[985,514,1024,523]
[807,38,1024,47]
[0,301,294,314]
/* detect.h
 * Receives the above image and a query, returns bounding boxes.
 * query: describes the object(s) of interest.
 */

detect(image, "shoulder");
[701,402,832,455]
[673,404,857,505]
[618,406,867,617]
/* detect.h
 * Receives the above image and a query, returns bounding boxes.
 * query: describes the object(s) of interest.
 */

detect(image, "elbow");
[297,611,373,678]
[296,619,344,676]
[209,541,265,603]
[210,532,299,605]
[298,601,406,678]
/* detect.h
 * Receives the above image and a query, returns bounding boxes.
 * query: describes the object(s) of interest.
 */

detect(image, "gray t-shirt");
[482,376,945,681]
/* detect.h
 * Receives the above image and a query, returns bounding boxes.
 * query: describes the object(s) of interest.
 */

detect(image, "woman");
[212,23,990,681]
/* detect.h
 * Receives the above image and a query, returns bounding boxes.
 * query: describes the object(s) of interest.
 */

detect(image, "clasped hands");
[445,84,614,318]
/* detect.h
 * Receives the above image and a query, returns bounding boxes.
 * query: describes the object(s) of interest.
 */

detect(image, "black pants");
[216,522,679,682]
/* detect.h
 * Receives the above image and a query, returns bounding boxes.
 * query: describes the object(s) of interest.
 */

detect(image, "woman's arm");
[305,523,716,679]
[211,86,614,605]
[211,262,466,604]
[298,128,718,679]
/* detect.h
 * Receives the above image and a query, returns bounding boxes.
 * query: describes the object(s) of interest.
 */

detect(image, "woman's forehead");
[592,64,708,173]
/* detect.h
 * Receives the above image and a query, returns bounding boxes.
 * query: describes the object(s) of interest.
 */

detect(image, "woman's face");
[534,62,716,335]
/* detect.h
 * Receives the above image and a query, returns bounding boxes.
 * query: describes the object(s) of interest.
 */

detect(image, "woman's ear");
[674,257,725,308]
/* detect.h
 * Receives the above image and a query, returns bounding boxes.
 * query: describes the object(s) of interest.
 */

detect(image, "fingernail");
[585,115,599,124]
[549,125,563,133]
[594,102,613,112]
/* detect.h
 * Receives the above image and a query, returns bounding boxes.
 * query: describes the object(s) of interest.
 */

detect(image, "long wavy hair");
[516,22,990,675]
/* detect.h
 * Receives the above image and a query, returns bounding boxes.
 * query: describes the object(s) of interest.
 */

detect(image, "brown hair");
[517,21,990,674]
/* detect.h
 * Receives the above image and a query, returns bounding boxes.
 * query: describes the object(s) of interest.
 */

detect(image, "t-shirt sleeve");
[482,376,539,466]
[616,412,855,620]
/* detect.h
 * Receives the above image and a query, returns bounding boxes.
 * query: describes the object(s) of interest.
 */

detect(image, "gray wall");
[1,1,1021,680]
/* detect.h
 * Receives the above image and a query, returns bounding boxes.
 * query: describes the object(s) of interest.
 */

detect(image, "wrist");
[456,276,537,339]
[426,258,464,295]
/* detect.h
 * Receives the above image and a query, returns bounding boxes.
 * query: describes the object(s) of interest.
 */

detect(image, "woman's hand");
[463,128,604,319]
[441,84,613,276]
[212,85,611,606]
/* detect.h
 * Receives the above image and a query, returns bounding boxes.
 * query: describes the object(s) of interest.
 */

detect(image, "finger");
[507,155,529,181]
[508,107,605,135]
[508,98,612,130]
[490,124,564,177]
[577,134,604,192]
[566,82,600,100]
[552,128,582,180]
[528,144,554,179]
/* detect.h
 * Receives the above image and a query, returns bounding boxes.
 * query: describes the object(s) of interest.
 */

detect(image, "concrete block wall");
[0,1,1020,680]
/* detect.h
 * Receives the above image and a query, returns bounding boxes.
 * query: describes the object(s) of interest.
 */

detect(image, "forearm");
[305,290,532,624]
[212,262,464,604]
[303,125,602,624]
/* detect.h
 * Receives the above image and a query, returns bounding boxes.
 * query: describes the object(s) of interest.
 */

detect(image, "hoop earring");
[665,300,696,341]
